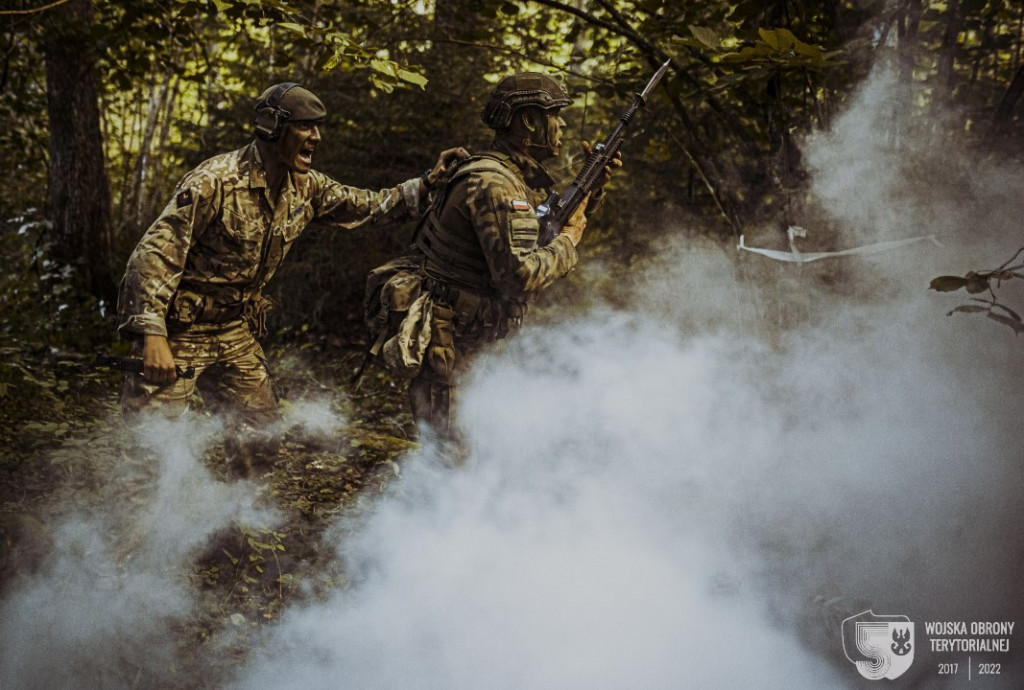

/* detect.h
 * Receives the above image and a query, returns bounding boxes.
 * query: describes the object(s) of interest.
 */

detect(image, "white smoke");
[0,415,279,689]
[225,62,1024,689]
[5,56,1022,689]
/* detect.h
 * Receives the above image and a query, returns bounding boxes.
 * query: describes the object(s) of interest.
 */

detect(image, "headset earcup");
[254,107,281,142]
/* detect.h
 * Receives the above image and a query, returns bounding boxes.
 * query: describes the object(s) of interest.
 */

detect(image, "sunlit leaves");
[315,37,427,91]
[276,22,306,36]
[397,69,428,89]
[689,25,721,50]
[717,28,838,70]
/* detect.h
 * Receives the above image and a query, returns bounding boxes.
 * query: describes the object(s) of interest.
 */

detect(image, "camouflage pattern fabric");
[120,321,276,426]
[118,140,423,338]
[407,141,580,437]
[117,139,422,453]
[419,141,578,307]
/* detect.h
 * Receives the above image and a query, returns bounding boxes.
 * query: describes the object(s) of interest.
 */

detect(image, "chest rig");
[414,151,523,294]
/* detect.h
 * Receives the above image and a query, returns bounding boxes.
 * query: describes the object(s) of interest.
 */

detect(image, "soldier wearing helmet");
[367,72,619,441]
[118,81,467,476]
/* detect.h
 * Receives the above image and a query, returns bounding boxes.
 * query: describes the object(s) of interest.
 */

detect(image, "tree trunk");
[985,64,1024,150]
[935,0,961,115]
[144,72,181,223]
[893,0,923,149]
[41,0,115,300]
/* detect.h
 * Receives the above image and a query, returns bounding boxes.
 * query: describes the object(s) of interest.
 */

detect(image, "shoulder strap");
[437,150,519,196]
[413,150,520,242]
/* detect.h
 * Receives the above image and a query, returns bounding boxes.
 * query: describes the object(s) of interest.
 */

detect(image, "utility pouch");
[425,302,456,380]
[364,252,426,357]
[380,292,434,378]
[166,290,206,331]
[243,293,277,339]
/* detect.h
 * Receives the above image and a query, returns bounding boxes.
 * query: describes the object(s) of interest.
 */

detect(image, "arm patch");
[176,189,194,208]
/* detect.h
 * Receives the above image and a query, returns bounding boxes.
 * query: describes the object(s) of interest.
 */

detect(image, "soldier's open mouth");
[298,148,314,165]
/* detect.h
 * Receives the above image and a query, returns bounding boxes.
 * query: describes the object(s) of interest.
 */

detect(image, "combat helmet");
[481,73,572,130]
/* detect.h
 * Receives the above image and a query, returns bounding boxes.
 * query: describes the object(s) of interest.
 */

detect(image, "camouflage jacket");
[118,141,423,337]
[416,140,578,304]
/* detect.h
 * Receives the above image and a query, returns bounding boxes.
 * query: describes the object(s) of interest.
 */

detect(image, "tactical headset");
[254,82,299,142]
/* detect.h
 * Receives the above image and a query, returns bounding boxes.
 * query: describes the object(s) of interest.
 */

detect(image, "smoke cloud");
[4,57,1023,689]
[226,60,1024,690]
[0,415,279,689]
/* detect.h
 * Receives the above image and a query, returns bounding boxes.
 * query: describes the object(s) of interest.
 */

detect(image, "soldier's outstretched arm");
[311,147,469,231]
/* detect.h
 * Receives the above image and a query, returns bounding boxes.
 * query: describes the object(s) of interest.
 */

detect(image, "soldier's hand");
[582,140,623,196]
[559,194,590,247]
[426,147,471,187]
[142,334,178,385]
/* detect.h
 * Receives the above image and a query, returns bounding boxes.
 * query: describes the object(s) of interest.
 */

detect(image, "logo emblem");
[842,610,915,680]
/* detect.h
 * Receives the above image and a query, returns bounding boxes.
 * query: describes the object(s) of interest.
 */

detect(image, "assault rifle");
[97,355,196,379]
[538,59,671,245]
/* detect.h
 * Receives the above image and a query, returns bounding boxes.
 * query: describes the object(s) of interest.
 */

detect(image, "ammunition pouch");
[166,289,275,337]
[424,276,522,345]
[243,294,276,339]
[166,290,207,332]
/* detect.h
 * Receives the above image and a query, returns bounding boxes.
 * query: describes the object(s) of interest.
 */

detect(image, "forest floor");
[0,337,419,686]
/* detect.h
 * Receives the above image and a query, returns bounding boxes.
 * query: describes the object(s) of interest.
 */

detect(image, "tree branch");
[0,0,72,16]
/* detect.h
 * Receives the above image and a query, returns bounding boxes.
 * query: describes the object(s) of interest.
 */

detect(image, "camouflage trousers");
[121,321,279,475]
[408,299,508,442]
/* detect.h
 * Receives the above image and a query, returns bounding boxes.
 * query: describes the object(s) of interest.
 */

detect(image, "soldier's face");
[275,121,322,173]
[542,111,566,159]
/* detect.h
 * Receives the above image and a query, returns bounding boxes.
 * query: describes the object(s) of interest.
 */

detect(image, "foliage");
[2,2,1024,681]
[931,247,1024,335]
[0,208,119,475]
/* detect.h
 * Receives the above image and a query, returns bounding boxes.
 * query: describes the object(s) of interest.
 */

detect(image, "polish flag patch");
[511,199,532,212]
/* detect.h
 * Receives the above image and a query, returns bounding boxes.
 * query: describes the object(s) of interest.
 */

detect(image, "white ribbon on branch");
[738,229,942,264]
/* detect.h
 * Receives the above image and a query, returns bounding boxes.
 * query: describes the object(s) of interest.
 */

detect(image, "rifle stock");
[538,60,671,244]
[97,355,196,379]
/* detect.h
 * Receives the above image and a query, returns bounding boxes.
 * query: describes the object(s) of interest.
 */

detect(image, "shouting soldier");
[118,81,467,475]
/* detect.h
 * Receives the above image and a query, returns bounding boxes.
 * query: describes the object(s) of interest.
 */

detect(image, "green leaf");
[689,26,721,49]
[210,0,231,11]
[277,22,306,36]
[370,58,397,77]
[929,276,968,292]
[397,68,428,89]
[319,48,343,72]
[759,28,783,50]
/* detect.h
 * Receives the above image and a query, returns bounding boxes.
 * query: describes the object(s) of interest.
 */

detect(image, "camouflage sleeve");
[116,170,220,337]
[309,171,424,230]
[466,172,578,300]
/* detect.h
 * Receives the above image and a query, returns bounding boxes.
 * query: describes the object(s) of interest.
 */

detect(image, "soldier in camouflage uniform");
[377,73,618,438]
[118,82,467,475]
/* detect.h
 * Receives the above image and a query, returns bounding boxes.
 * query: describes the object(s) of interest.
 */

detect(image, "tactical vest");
[414,151,521,294]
